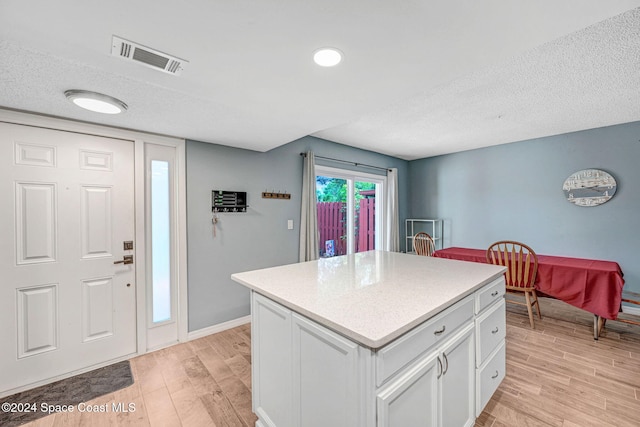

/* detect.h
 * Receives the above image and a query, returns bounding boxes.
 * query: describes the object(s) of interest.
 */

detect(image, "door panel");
[0,122,136,395]
[252,293,293,427]
[80,186,112,258]
[81,277,114,342]
[14,142,56,167]
[376,352,439,427]
[292,313,360,427]
[15,182,57,264]
[440,326,475,427]
[16,284,58,358]
[80,150,112,171]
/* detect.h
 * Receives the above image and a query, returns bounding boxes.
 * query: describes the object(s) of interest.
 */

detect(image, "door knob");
[114,255,134,265]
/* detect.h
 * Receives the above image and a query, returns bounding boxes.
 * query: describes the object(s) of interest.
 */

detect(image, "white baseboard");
[187,315,251,341]
[622,304,640,316]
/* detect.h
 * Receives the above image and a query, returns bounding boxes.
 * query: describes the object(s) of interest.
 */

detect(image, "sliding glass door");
[316,166,385,257]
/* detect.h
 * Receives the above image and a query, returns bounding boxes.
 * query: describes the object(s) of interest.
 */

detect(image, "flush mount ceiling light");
[313,47,343,67]
[64,90,128,114]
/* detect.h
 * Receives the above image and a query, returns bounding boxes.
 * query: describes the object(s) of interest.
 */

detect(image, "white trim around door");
[0,109,188,369]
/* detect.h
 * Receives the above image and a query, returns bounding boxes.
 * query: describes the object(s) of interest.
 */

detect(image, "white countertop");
[231,250,506,349]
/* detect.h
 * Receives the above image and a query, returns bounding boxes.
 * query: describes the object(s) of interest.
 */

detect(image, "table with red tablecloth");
[433,247,625,338]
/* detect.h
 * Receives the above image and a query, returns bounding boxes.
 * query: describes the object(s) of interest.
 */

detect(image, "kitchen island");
[232,250,507,427]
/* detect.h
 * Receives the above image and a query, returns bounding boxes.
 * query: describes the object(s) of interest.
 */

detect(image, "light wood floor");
[23,298,640,427]
[479,296,640,427]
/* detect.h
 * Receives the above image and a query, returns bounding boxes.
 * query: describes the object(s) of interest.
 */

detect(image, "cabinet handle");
[491,327,499,334]
[437,356,443,379]
[491,370,499,379]
[491,291,499,297]
[442,352,449,375]
[434,326,446,336]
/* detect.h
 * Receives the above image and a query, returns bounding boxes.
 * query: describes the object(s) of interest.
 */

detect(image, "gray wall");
[408,121,640,294]
[186,136,410,332]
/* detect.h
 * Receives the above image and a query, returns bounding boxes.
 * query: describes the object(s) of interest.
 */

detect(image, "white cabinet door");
[377,323,474,427]
[292,313,362,427]
[252,293,293,427]
[377,352,439,427]
[439,325,475,427]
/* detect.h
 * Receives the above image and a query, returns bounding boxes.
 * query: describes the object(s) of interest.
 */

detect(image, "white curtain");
[385,167,400,252]
[299,151,319,262]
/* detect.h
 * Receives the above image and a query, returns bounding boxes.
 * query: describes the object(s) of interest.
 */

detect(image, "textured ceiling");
[315,7,640,159]
[1,1,639,160]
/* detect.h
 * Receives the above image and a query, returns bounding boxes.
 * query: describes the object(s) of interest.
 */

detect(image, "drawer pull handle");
[434,326,446,336]
[491,327,499,334]
[491,291,499,297]
[491,370,499,379]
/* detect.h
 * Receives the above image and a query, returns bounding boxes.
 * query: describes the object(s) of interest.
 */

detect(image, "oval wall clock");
[562,169,617,207]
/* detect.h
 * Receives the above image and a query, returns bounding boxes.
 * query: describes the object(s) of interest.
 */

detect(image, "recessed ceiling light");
[64,90,128,114]
[313,48,343,67]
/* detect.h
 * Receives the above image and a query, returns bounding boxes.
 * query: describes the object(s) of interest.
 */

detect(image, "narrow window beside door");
[145,142,179,350]
[151,160,171,323]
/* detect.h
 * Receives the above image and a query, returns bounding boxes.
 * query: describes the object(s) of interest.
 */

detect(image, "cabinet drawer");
[476,341,505,416]
[475,277,505,314]
[376,295,473,387]
[476,299,506,366]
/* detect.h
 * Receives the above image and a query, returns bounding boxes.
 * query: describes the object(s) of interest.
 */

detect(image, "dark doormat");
[0,360,133,427]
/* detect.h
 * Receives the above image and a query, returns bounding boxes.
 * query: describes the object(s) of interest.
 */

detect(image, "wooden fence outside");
[317,199,375,256]
[357,198,375,252]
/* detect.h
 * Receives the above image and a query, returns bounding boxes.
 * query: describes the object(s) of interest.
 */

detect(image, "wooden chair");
[486,240,542,328]
[413,232,435,256]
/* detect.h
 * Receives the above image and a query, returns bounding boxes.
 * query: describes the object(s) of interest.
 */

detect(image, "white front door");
[0,122,137,395]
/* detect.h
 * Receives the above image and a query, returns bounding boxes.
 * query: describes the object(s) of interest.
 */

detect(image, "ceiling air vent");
[111,36,188,75]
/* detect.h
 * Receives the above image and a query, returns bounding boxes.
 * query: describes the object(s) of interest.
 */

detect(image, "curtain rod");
[299,152,391,172]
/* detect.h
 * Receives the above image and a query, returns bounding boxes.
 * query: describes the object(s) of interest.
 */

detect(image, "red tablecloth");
[433,247,625,320]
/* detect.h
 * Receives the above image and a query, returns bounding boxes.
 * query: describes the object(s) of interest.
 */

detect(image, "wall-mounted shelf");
[262,191,291,200]
[405,219,443,253]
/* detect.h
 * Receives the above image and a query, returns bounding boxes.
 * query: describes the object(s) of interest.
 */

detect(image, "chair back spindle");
[486,240,542,329]
[413,232,435,256]
[487,241,537,288]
